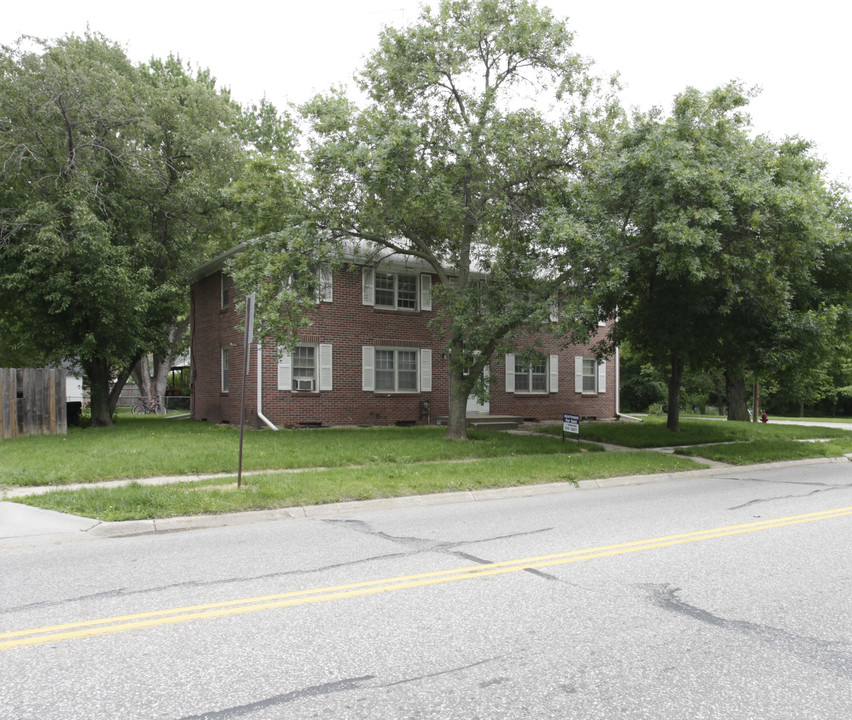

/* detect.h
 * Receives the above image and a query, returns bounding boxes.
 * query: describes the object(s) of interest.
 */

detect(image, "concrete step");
[435,415,524,430]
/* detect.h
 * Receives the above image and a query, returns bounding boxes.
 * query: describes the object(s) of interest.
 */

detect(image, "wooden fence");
[0,368,67,439]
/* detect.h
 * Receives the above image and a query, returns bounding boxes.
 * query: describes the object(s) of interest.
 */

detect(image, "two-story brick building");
[189,249,618,428]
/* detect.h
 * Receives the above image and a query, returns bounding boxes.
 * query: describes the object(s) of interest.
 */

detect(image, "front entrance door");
[466,367,490,415]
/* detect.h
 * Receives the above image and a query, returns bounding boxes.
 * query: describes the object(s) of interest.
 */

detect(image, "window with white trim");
[292,346,316,392]
[515,354,548,393]
[221,347,229,392]
[363,268,432,311]
[505,353,559,394]
[362,346,432,393]
[575,356,606,394]
[582,358,597,393]
[278,344,333,392]
[375,272,417,310]
[376,348,418,391]
[220,274,229,310]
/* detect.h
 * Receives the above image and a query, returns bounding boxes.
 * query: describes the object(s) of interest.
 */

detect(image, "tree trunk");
[84,357,134,427]
[151,317,190,408]
[666,354,684,432]
[86,358,114,427]
[725,369,750,421]
[445,363,470,440]
[153,358,170,407]
[131,356,153,404]
[712,373,725,416]
[752,378,760,423]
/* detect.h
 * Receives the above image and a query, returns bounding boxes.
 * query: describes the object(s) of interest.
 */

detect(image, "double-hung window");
[574,356,607,395]
[582,358,597,393]
[363,268,432,311]
[292,346,316,392]
[221,347,230,392]
[220,274,229,310]
[514,354,548,393]
[505,353,559,394]
[375,349,418,391]
[278,344,333,392]
[375,272,418,310]
[363,346,432,393]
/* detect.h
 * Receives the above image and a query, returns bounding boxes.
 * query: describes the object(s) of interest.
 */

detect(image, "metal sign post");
[237,292,256,489]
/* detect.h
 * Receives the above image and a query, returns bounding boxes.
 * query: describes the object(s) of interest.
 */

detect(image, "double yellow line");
[3,506,850,651]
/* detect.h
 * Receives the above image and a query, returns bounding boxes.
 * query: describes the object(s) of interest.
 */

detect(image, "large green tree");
[593,83,849,430]
[128,55,246,408]
[237,0,618,439]
[0,34,246,424]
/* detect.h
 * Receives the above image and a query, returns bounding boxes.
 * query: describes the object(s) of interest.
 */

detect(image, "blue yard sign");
[562,413,580,445]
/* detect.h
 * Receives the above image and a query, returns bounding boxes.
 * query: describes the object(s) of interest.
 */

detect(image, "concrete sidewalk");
[3,455,849,549]
[0,502,101,544]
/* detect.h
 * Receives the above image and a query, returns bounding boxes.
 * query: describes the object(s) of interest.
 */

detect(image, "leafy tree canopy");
[233,0,620,439]
[0,33,252,424]
[593,82,852,430]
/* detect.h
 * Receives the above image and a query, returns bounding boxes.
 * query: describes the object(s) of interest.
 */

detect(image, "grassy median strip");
[674,438,852,465]
[14,452,706,521]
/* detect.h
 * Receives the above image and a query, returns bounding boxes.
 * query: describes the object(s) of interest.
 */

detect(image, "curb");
[2,455,843,547]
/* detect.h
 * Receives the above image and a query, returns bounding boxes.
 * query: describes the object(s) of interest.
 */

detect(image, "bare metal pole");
[237,293,255,489]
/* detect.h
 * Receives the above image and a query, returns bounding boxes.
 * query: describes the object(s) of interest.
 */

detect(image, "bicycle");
[131,396,167,415]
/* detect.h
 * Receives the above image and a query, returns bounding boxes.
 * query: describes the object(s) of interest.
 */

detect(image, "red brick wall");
[190,266,618,427]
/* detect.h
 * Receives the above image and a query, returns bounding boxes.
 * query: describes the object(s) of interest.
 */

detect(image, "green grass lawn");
[675,438,852,465]
[1,416,605,487]
[5,414,851,521]
[15,451,704,521]
[538,416,852,447]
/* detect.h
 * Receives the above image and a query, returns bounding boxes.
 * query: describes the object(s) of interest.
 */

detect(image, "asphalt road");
[1,462,850,719]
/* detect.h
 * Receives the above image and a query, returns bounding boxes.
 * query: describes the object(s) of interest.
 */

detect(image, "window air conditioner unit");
[295,379,315,392]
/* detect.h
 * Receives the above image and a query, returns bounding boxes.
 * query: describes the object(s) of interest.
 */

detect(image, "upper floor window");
[220,274,229,310]
[375,272,417,310]
[362,267,432,311]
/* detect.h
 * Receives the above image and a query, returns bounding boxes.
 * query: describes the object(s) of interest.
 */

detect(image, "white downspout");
[615,344,621,418]
[256,341,278,431]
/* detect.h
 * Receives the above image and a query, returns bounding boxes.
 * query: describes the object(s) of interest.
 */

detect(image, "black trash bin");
[66,401,82,426]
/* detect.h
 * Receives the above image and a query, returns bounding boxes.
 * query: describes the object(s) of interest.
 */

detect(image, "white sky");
[4,0,850,184]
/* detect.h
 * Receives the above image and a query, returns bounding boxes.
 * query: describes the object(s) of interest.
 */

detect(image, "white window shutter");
[362,267,375,306]
[319,344,333,391]
[420,348,432,392]
[362,346,374,391]
[598,359,607,394]
[420,273,432,311]
[505,354,515,393]
[319,267,333,302]
[574,356,584,394]
[549,354,559,393]
[278,349,292,391]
